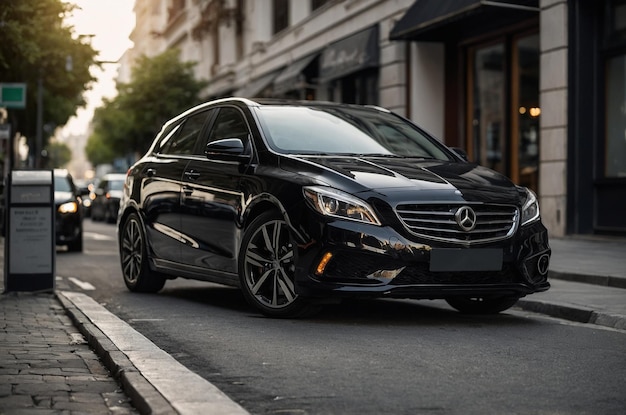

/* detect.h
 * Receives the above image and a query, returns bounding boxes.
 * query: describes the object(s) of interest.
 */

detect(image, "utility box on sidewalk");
[4,170,55,292]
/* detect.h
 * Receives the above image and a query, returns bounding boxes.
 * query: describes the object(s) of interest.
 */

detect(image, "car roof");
[163,98,392,127]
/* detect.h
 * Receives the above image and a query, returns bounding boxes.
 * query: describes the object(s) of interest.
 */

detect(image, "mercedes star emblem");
[455,206,477,232]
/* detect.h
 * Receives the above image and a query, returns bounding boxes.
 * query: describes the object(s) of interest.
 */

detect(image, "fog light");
[315,252,333,276]
[537,254,550,276]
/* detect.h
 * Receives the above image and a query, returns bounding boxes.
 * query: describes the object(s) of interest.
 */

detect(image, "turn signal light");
[315,252,333,276]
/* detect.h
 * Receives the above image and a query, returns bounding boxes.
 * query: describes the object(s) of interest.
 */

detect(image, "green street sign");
[0,83,27,108]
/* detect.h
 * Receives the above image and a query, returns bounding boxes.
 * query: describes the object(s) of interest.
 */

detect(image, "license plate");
[429,248,503,272]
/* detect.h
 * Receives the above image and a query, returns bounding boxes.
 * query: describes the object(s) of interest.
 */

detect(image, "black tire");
[445,296,519,314]
[105,205,117,223]
[119,212,166,293]
[91,206,100,222]
[239,211,320,318]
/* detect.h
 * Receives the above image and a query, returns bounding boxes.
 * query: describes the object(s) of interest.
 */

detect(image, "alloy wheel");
[121,216,143,285]
[243,219,297,309]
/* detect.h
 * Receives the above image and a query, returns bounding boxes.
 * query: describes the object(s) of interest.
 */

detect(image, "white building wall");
[408,42,445,140]
[124,0,415,114]
[234,0,413,92]
[539,0,568,238]
[290,0,310,25]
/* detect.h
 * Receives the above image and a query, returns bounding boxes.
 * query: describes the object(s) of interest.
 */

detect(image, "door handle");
[184,170,200,180]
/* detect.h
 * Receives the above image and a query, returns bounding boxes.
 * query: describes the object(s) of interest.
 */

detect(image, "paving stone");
[0,394,35,408]
[0,293,138,414]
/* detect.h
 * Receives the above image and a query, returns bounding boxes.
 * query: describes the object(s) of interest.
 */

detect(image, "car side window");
[206,107,250,148]
[161,111,210,155]
[154,122,183,154]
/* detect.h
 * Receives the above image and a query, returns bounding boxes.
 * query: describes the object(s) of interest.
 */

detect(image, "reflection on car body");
[118,98,550,318]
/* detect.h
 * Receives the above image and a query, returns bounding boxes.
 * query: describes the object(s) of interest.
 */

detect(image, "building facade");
[122,0,626,237]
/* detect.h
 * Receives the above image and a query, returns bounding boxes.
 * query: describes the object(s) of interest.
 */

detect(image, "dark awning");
[319,25,379,82]
[272,53,319,94]
[390,0,539,41]
[234,69,283,98]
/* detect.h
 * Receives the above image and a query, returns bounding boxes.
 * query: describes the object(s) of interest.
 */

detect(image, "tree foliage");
[0,0,98,145]
[86,49,208,165]
[43,141,72,168]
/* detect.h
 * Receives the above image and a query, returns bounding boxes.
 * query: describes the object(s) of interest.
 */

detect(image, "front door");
[180,106,252,275]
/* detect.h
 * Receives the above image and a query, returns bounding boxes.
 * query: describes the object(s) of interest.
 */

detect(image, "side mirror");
[451,147,469,161]
[205,138,251,163]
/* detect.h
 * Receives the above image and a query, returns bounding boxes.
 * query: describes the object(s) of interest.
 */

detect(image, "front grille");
[395,203,518,245]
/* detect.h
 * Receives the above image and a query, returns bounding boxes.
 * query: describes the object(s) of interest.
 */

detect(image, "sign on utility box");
[4,170,55,292]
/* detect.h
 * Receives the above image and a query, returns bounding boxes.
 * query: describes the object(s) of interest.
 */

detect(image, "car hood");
[55,191,75,204]
[283,156,520,203]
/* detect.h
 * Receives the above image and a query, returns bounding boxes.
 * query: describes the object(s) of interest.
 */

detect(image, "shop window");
[466,33,540,193]
[312,0,329,11]
[273,0,289,34]
[605,55,626,177]
[469,42,506,174]
[606,0,626,47]
[513,34,540,190]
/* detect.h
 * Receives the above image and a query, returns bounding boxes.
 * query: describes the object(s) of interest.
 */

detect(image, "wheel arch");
[242,193,307,245]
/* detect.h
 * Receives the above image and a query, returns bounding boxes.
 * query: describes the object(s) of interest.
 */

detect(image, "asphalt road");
[55,220,626,415]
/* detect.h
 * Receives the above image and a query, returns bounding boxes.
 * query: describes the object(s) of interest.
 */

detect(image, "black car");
[91,173,126,223]
[54,169,83,252]
[118,98,550,318]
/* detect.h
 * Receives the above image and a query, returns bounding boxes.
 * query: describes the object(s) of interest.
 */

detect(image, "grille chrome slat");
[395,203,519,245]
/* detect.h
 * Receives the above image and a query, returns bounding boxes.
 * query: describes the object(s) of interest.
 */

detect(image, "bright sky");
[60,0,135,136]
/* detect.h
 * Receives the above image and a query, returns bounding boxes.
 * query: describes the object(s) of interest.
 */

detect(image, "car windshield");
[54,176,72,192]
[255,106,453,160]
[109,180,125,191]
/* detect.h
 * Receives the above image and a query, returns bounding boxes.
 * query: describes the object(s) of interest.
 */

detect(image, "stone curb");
[516,298,626,330]
[549,270,626,290]
[56,291,176,415]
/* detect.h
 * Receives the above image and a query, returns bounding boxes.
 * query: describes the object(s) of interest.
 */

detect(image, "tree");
[0,0,99,157]
[87,48,208,164]
[84,128,117,167]
[43,141,72,168]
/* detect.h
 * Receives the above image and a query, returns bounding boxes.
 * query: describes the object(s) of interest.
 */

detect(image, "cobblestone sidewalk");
[0,291,137,414]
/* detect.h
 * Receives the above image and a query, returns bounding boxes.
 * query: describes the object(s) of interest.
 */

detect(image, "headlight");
[521,188,540,226]
[58,201,78,214]
[303,186,381,225]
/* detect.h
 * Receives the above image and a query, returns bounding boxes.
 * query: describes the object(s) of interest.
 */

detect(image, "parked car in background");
[118,98,551,318]
[91,173,126,223]
[74,179,95,218]
[54,169,84,252]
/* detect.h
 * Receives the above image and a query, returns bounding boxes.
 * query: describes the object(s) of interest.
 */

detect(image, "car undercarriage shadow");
[155,281,538,328]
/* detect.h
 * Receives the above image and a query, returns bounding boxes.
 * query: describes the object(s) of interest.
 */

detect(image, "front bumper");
[56,213,82,245]
[294,218,550,300]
